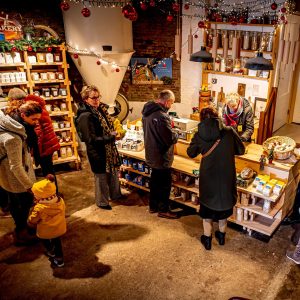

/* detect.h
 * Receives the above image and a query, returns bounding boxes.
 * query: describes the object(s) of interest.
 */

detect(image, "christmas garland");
[0,37,62,52]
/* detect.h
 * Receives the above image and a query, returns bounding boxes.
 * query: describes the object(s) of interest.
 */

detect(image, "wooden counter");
[118,143,300,237]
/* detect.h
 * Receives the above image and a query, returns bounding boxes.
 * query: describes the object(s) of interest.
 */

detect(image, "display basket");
[263,136,296,160]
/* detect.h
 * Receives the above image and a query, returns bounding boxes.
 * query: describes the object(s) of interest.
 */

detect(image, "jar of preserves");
[267,32,274,52]
[228,30,234,49]
[242,31,250,50]
[251,32,258,51]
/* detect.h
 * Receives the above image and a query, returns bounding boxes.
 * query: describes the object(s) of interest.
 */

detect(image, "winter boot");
[215,230,226,245]
[200,235,212,250]
[286,244,300,264]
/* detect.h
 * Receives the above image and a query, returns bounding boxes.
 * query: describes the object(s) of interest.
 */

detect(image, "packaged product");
[253,175,263,187]
[236,208,243,221]
[66,147,73,157]
[52,151,59,160]
[256,180,266,193]
[28,55,37,64]
[269,179,278,185]
[60,147,67,158]
[0,53,5,64]
[40,73,48,80]
[47,72,56,80]
[12,52,21,63]
[263,183,274,197]
[138,162,145,172]
[273,181,285,195]
[37,53,45,63]
[263,199,271,213]
[4,53,13,64]
[46,53,54,63]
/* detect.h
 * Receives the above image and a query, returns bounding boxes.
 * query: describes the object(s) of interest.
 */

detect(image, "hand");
[111,131,117,136]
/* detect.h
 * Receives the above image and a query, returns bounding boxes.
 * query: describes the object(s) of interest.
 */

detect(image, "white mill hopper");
[62,3,134,109]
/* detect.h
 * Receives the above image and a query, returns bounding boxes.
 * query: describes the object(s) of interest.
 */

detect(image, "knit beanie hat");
[32,175,56,199]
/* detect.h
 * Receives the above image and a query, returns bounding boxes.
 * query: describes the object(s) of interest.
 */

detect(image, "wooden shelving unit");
[118,144,300,237]
[203,70,269,81]
[0,44,80,169]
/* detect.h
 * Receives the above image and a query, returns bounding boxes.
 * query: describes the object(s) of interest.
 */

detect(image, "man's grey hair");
[8,88,27,100]
[158,90,175,102]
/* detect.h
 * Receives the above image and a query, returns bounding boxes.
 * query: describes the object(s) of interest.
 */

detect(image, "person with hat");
[28,175,66,268]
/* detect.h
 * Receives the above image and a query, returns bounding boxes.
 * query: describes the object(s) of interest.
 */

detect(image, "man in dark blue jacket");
[142,90,178,219]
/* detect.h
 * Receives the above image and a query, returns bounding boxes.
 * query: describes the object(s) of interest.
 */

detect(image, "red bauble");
[96,60,101,65]
[60,1,70,11]
[250,19,258,24]
[172,3,179,12]
[27,46,33,52]
[167,14,174,22]
[122,4,132,18]
[150,0,155,7]
[81,7,91,17]
[116,68,120,72]
[280,15,285,21]
[11,46,17,52]
[140,2,147,11]
[47,47,52,52]
[216,18,222,22]
[135,69,139,75]
[162,63,166,67]
[198,21,205,28]
[184,4,189,10]
[239,17,246,23]
[281,7,287,13]
[231,21,238,26]
[194,34,198,39]
[271,2,277,10]
[73,53,79,59]
[128,11,138,21]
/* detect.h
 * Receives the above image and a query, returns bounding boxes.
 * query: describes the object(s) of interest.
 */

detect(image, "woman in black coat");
[187,107,245,250]
[75,85,122,210]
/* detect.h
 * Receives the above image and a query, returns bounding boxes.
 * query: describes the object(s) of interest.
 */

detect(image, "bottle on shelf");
[217,87,225,104]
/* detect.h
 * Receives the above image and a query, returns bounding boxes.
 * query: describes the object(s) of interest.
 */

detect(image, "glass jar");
[228,30,234,49]
[267,32,274,52]
[251,32,258,51]
[225,57,233,73]
[222,30,227,48]
[260,33,267,51]
[242,31,250,50]
[207,29,213,48]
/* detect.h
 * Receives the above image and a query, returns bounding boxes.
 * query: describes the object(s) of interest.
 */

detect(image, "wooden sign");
[0,15,23,40]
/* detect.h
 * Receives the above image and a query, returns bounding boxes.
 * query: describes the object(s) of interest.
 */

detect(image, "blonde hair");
[225,92,241,106]
[80,85,100,101]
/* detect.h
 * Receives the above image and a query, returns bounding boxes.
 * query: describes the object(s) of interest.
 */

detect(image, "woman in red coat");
[24,94,60,177]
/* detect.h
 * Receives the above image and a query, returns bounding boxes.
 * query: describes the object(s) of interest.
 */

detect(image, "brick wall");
[119,9,181,103]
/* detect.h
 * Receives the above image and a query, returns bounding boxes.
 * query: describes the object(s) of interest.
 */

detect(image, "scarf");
[224,98,243,127]
[89,103,121,173]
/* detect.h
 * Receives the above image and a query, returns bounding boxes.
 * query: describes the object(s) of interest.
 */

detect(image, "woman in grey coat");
[0,101,42,244]
[187,107,245,250]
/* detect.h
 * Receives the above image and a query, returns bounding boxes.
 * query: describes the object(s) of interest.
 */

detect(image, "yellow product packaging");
[253,175,263,187]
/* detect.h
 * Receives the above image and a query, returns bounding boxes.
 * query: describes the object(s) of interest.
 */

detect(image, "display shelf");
[119,178,150,192]
[49,112,69,117]
[203,70,269,81]
[32,79,65,84]
[206,21,274,27]
[170,195,199,210]
[206,47,272,55]
[237,184,283,202]
[239,197,284,219]
[120,165,151,177]
[0,81,28,86]
[53,155,78,165]
[229,215,281,236]
[172,181,199,195]
[59,142,75,147]
[43,96,67,101]
[0,63,26,68]
[29,62,63,66]
[54,127,72,132]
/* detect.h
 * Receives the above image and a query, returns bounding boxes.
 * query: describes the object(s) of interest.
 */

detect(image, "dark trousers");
[0,187,9,212]
[42,237,63,258]
[7,191,33,233]
[40,155,58,192]
[150,168,172,213]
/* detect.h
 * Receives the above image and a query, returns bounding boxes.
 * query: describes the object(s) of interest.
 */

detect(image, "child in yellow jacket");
[28,175,66,268]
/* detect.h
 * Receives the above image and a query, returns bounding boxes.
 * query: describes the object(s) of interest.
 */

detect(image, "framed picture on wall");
[237,83,246,97]
[130,58,172,85]
[254,97,267,120]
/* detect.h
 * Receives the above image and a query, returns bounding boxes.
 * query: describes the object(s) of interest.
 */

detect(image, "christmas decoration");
[47,47,53,52]
[11,46,17,52]
[172,3,180,12]
[280,15,285,20]
[27,46,33,52]
[167,14,174,22]
[60,1,70,11]
[198,21,205,29]
[184,4,190,10]
[271,2,278,10]
[81,7,91,17]
[150,0,155,7]
[281,7,287,13]
[116,68,120,72]
[194,34,198,39]
[73,53,79,59]
[140,2,147,11]
[97,60,101,65]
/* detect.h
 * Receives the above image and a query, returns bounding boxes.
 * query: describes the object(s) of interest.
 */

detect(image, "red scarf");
[224,98,243,127]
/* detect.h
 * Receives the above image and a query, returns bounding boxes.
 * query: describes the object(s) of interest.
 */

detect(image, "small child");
[28,175,66,268]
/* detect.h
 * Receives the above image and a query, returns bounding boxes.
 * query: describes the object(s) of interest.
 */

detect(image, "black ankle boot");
[200,235,212,250]
[215,230,226,245]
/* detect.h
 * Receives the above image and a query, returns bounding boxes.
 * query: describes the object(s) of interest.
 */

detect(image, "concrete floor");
[1,159,300,300]
[274,123,300,145]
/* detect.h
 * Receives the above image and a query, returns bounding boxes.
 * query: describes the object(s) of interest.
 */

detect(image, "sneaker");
[157,211,178,219]
[99,205,112,210]
[50,257,64,268]
[286,250,300,264]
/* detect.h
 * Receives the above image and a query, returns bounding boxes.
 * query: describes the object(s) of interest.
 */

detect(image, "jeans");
[94,172,122,207]
[7,191,33,233]
[42,237,63,259]
[150,168,172,213]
